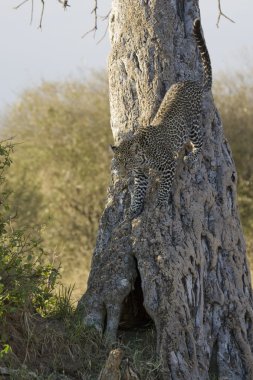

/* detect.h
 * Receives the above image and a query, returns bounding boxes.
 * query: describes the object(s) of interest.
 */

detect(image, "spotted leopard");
[111,19,212,218]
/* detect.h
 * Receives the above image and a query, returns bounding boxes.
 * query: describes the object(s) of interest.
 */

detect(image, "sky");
[0,0,252,111]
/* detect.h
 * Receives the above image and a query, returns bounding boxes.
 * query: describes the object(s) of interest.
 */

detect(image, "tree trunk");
[78,0,253,378]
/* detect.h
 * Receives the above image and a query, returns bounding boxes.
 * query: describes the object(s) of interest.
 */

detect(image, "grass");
[1,307,158,379]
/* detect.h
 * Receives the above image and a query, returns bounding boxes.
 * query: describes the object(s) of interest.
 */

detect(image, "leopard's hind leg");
[184,120,203,164]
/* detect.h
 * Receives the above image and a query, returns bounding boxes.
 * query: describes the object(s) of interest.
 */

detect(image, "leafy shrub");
[0,142,65,366]
[0,227,58,318]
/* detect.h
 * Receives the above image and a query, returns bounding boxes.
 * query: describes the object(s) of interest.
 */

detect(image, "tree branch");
[14,0,70,29]
[82,5,111,42]
[217,0,235,28]
[14,0,109,37]
[14,0,30,10]
[38,0,44,29]
[81,0,98,38]
[96,20,109,44]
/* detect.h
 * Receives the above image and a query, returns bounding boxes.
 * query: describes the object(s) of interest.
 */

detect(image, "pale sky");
[0,0,252,111]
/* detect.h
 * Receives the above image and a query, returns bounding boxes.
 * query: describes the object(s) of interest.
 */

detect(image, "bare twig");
[96,21,109,44]
[14,0,30,10]
[97,9,111,45]
[82,0,98,38]
[14,0,34,25]
[217,0,235,28]
[99,10,111,22]
[82,3,111,41]
[15,0,70,28]
[95,9,111,43]
[38,0,45,29]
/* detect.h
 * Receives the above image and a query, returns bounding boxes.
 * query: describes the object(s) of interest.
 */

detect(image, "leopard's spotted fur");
[111,19,212,218]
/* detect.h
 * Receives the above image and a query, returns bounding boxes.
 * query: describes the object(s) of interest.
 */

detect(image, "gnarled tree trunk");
[78,0,253,378]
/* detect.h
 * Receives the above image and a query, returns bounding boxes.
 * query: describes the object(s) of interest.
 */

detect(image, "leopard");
[111,19,212,219]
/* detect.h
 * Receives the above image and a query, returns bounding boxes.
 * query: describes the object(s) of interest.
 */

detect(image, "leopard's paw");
[128,205,144,220]
[184,154,195,166]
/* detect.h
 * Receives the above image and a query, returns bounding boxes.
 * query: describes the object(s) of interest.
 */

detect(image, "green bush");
[0,142,63,362]
[0,227,58,317]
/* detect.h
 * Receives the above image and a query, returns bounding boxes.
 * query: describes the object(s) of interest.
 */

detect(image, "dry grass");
[1,306,158,379]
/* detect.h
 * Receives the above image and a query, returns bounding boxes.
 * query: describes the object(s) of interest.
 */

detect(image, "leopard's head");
[110,138,138,174]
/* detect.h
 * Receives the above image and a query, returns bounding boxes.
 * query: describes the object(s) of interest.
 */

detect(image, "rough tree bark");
[78,0,253,378]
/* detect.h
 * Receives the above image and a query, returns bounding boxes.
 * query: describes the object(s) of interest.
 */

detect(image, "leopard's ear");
[109,144,117,153]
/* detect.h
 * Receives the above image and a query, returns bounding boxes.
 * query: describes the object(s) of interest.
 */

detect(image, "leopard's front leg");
[129,168,148,219]
[157,158,176,207]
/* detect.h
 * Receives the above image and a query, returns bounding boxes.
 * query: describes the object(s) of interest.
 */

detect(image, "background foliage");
[214,69,253,272]
[1,69,253,298]
[1,73,111,297]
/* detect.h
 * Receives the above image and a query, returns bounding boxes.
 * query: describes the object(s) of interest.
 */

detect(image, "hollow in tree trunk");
[78,0,253,378]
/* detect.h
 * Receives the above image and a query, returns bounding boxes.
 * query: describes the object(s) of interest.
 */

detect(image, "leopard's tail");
[193,18,212,91]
